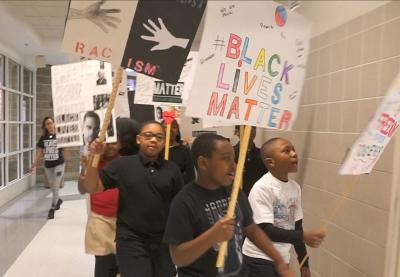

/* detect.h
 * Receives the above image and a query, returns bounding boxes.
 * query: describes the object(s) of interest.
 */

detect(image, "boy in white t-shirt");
[243,137,326,277]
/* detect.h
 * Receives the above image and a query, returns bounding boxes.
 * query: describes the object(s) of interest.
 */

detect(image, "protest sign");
[339,72,400,175]
[51,60,117,148]
[185,1,311,130]
[135,52,198,106]
[63,0,206,83]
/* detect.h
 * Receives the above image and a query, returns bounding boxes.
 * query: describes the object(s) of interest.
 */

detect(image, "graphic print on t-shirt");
[204,198,244,276]
[43,139,59,161]
[273,197,298,229]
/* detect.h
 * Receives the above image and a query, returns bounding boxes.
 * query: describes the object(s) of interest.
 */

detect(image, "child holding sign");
[243,138,325,277]
[83,121,184,277]
[163,133,293,277]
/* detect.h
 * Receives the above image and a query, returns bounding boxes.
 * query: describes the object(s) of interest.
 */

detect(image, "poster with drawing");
[339,72,400,175]
[62,0,138,65]
[52,60,117,148]
[62,0,206,84]
[121,0,206,83]
[135,52,198,106]
[185,1,311,130]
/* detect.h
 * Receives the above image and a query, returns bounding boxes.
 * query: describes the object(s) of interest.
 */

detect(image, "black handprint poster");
[62,0,206,84]
[62,0,138,65]
[121,0,207,84]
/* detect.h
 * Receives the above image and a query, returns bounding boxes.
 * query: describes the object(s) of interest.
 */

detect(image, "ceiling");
[0,0,390,66]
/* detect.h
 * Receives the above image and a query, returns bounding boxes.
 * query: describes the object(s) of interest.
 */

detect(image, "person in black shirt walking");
[31,116,71,219]
[83,121,184,277]
[162,119,195,183]
[163,133,293,277]
[234,126,267,196]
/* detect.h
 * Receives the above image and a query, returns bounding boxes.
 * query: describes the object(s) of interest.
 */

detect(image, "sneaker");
[47,209,55,219]
[55,199,63,210]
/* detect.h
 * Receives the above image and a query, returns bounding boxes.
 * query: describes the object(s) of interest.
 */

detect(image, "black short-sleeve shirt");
[37,134,64,168]
[99,154,184,242]
[163,182,253,276]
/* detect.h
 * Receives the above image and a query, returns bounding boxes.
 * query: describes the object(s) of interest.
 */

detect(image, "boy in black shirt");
[83,121,184,277]
[163,133,294,277]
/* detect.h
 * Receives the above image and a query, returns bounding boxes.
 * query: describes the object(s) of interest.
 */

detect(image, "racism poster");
[121,1,206,83]
[339,72,400,175]
[51,60,117,148]
[185,2,311,130]
[135,52,198,106]
[62,1,138,66]
[62,0,206,83]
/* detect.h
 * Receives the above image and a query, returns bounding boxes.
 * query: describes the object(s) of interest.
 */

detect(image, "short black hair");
[83,111,101,143]
[191,133,229,169]
[116,117,140,156]
[260,137,285,161]
[139,120,165,134]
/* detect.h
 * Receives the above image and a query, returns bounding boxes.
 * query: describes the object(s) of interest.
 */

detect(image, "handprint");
[68,0,121,33]
[141,18,189,51]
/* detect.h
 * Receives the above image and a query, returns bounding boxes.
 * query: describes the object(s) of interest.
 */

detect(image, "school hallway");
[0,181,93,277]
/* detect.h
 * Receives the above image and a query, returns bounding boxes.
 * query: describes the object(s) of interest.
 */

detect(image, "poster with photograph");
[52,60,117,148]
[339,72,400,175]
[135,52,198,106]
[185,1,311,130]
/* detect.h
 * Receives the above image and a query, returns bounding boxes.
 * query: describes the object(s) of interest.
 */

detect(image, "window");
[23,68,33,95]
[7,59,19,91]
[0,56,35,185]
[8,92,19,121]
[8,154,18,182]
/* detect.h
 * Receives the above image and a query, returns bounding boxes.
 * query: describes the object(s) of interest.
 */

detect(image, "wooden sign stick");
[298,175,360,269]
[216,125,252,270]
[163,108,176,160]
[91,67,124,168]
[165,124,172,160]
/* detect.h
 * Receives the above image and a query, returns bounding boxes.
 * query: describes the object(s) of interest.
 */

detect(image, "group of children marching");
[35,116,325,277]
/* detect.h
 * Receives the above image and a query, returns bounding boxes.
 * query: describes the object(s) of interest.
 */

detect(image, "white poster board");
[135,52,198,106]
[52,60,117,148]
[114,71,131,119]
[185,1,311,130]
[339,72,400,175]
[62,1,138,65]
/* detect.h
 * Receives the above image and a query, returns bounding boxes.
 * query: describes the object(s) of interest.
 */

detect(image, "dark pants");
[95,254,118,277]
[244,255,279,277]
[116,238,175,277]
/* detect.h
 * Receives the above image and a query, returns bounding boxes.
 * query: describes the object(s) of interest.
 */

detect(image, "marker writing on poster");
[260,23,274,30]
[206,33,295,130]
[126,58,158,76]
[176,0,206,9]
[74,42,112,59]
[200,54,215,64]
[220,4,235,17]
[213,35,226,51]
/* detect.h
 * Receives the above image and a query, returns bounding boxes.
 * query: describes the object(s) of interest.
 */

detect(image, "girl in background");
[31,116,71,219]
[162,119,195,183]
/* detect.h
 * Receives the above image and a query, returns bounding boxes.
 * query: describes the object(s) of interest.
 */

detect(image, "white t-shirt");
[242,172,303,263]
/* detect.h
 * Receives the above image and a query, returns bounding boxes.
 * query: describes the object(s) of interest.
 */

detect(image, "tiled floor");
[0,181,94,276]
